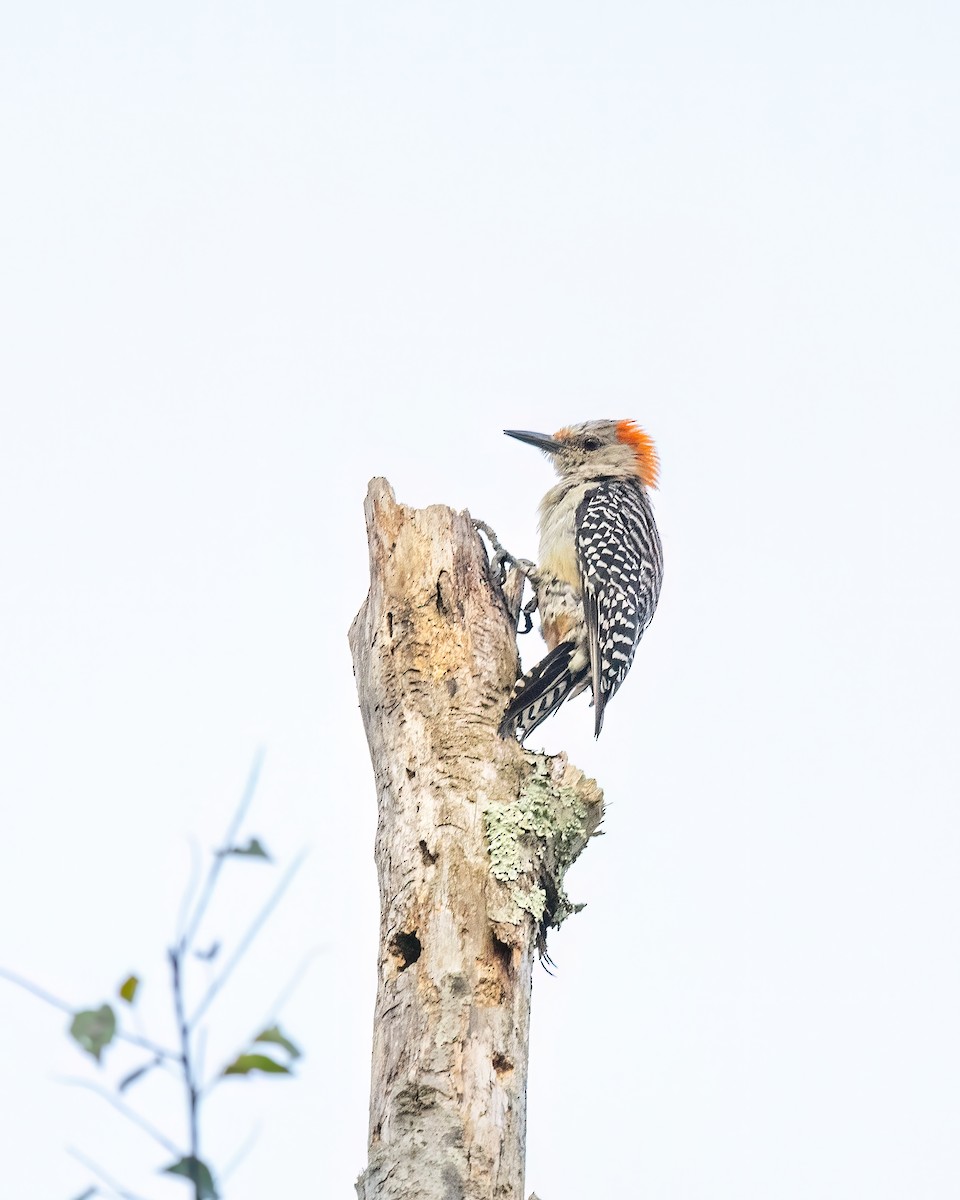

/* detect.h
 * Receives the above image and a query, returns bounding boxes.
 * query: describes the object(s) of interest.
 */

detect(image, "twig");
[60,1078,182,1158]
[169,947,202,1199]
[219,1120,262,1183]
[0,967,74,1014]
[179,749,265,956]
[66,1146,150,1200]
[174,836,204,947]
[189,849,308,1033]
[0,967,177,1063]
[117,1055,163,1093]
[195,1025,208,1088]
[204,942,323,1090]
[262,943,326,1026]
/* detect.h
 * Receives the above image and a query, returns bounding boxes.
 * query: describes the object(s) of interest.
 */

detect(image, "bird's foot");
[473,520,537,583]
[518,594,538,634]
[473,520,539,633]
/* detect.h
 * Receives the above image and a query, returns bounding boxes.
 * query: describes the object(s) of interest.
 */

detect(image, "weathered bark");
[350,478,604,1200]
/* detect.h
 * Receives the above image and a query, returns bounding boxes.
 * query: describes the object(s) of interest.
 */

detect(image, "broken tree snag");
[349,477,604,1200]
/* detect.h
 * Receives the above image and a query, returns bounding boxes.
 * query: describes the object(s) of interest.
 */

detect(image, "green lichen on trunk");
[484,753,604,932]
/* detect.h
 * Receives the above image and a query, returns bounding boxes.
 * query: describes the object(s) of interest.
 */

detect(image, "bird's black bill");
[503,429,564,453]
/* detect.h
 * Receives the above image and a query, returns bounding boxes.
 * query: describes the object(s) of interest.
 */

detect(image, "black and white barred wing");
[576,477,663,736]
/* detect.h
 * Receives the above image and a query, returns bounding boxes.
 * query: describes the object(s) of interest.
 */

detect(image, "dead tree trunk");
[349,478,604,1200]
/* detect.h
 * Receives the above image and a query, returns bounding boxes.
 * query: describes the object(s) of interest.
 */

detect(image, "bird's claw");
[473,520,534,585]
[518,594,538,634]
[473,519,539,632]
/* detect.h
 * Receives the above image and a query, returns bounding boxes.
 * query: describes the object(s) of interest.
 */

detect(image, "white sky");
[2,1,959,1197]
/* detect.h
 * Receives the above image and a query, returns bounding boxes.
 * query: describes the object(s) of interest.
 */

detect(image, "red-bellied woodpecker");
[498,419,663,741]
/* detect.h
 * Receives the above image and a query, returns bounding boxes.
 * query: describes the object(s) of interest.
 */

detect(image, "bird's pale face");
[550,421,630,475]
[504,420,658,486]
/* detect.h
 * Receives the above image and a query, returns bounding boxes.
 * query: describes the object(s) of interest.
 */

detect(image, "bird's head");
[504,419,659,488]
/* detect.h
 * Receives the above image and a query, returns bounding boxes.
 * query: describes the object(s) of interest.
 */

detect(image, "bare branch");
[202,942,320,1090]
[169,947,202,1199]
[179,748,265,956]
[66,1147,150,1200]
[0,967,177,1062]
[188,849,307,1035]
[174,836,204,947]
[0,966,73,1014]
[219,1120,263,1183]
[262,943,325,1027]
[60,1078,182,1158]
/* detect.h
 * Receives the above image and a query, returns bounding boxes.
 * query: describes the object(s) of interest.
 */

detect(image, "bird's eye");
[582,436,601,451]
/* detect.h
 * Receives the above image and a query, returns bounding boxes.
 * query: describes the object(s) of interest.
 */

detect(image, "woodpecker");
[499,419,663,741]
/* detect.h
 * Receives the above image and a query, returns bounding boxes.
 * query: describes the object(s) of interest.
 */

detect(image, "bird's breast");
[538,481,588,588]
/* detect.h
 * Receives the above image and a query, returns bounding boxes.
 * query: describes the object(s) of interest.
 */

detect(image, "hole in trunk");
[491,934,513,978]
[492,1052,513,1076]
[391,930,422,970]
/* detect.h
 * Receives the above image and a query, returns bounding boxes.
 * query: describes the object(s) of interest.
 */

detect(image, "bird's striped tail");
[499,643,589,742]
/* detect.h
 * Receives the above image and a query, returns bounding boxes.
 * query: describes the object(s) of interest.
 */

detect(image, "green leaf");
[162,1157,218,1199]
[255,1024,302,1060]
[118,974,139,1004]
[218,837,271,860]
[222,1052,291,1077]
[69,1005,116,1062]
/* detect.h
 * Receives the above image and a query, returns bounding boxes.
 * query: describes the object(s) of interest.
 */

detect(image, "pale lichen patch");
[483,754,602,931]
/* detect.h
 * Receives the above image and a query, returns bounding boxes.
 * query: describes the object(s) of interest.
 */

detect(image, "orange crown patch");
[615,420,659,488]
